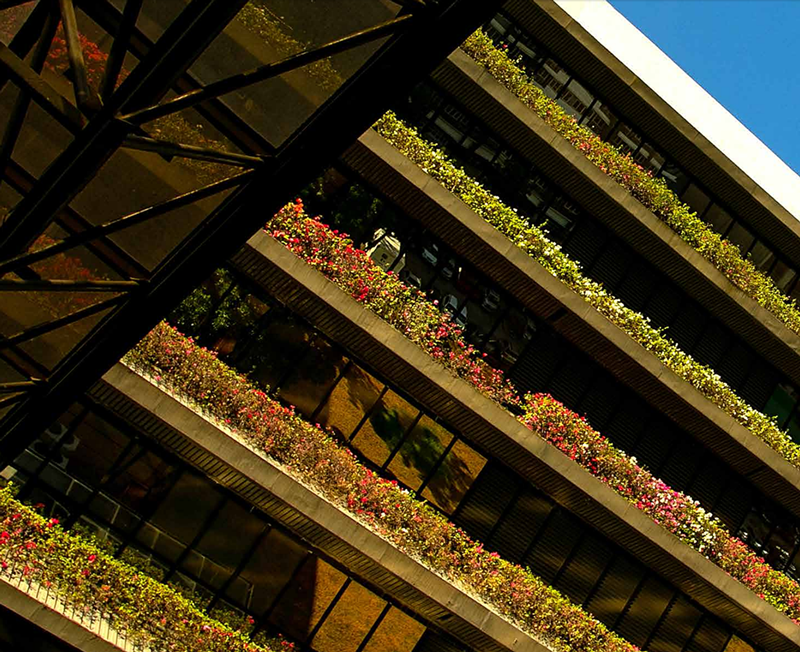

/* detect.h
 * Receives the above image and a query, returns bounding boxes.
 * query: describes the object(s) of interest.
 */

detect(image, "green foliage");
[373,111,800,470]
[269,203,800,621]
[124,322,642,652]
[0,487,274,652]
[461,29,800,340]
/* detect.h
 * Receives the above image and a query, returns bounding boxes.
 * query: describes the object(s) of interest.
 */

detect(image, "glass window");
[422,440,487,514]
[608,122,642,155]
[432,103,470,145]
[544,195,578,242]
[680,183,711,215]
[243,314,314,391]
[360,607,425,652]
[351,390,419,467]
[533,58,568,98]
[105,448,176,514]
[749,240,776,271]
[269,558,347,642]
[317,365,383,440]
[231,528,307,614]
[726,222,755,255]
[787,409,800,445]
[557,78,593,119]
[524,170,553,210]
[769,259,797,291]
[387,416,454,491]
[738,508,771,555]
[190,500,264,586]
[312,581,386,652]
[136,521,185,563]
[87,492,138,532]
[581,101,617,139]
[764,383,798,427]
[704,203,733,235]
[63,410,130,487]
[279,337,348,417]
[633,141,665,175]
[659,161,690,194]
[150,471,224,545]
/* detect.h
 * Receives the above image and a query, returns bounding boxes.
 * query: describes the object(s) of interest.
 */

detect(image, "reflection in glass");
[422,440,487,514]
[351,390,419,467]
[387,416,453,490]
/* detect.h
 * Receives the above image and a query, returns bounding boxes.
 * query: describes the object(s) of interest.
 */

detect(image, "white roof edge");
[554,0,800,224]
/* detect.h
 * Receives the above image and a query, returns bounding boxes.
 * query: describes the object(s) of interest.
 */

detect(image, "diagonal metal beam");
[0,4,59,193]
[101,0,144,101]
[0,0,249,263]
[0,43,85,132]
[121,135,267,167]
[121,14,416,126]
[58,0,101,112]
[0,279,143,291]
[0,171,253,277]
[0,0,505,466]
[0,293,128,350]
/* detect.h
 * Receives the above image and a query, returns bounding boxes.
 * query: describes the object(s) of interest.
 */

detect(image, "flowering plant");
[461,29,800,342]
[268,202,800,622]
[373,111,800,470]
[124,322,641,652]
[521,393,800,620]
[0,487,276,652]
[268,200,519,407]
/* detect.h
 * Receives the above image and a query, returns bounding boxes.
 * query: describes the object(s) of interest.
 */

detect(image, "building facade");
[2,2,800,652]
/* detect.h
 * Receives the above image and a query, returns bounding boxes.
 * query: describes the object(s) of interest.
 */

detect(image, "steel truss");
[0,0,502,464]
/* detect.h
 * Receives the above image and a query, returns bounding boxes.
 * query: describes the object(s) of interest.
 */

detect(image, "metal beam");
[0,0,505,468]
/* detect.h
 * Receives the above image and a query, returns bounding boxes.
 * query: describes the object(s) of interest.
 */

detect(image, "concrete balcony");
[427,48,800,390]
[92,364,550,652]
[339,128,800,524]
[506,0,800,270]
[225,230,800,652]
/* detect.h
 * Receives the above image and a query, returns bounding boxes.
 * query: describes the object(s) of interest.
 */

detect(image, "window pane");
[192,501,263,582]
[581,101,617,139]
[764,383,798,427]
[150,472,223,544]
[659,161,689,194]
[769,259,797,291]
[608,122,641,155]
[351,390,419,466]
[533,58,568,98]
[360,607,425,652]
[704,203,733,235]
[681,183,710,215]
[232,528,307,614]
[318,365,383,440]
[633,141,665,175]
[279,337,348,417]
[387,416,454,490]
[557,78,593,119]
[422,440,487,513]
[105,448,176,514]
[243,314,314,390]
[749,241,776,271]
[65,410,130,487]
[269,558,346,641]
[312,581,386,652]
[726,222,755,255]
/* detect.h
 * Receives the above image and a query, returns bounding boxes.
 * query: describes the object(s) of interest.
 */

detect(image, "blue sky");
[608,0,800,174]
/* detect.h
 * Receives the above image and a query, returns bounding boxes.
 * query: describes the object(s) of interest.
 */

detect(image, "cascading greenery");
[0,488,278,652]
[373,111,800,471]
[124,321,642,652]
[266,202,800,622]
[460,29,800,339]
